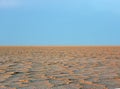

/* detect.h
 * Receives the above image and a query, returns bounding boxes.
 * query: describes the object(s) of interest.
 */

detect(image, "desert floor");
[0,46,120,89]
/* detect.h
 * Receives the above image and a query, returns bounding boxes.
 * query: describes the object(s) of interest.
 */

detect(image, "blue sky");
[0,0,120,46]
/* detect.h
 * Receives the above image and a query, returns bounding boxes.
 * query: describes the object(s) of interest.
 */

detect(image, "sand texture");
[0,46,120,89]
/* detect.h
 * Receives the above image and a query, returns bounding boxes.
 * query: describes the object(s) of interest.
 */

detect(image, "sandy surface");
[0,46,120,89]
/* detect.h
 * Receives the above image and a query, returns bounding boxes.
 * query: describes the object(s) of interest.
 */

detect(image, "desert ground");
[0,46,120,89]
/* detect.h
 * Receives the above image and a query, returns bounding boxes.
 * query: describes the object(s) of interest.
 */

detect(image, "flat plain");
[0,46,120,89]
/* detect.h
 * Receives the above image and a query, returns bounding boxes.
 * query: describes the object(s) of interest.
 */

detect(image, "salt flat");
[0,46,120,89]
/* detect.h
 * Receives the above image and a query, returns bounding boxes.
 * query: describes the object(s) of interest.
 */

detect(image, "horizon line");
[0,45,120,47]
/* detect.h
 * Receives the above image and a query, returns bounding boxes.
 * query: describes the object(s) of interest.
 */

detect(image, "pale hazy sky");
[0,0,120,45]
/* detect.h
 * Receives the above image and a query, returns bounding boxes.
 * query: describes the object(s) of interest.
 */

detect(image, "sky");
[0,0,120,46]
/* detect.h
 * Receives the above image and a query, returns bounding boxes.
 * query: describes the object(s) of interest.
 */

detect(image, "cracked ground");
[0,47,120,89]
